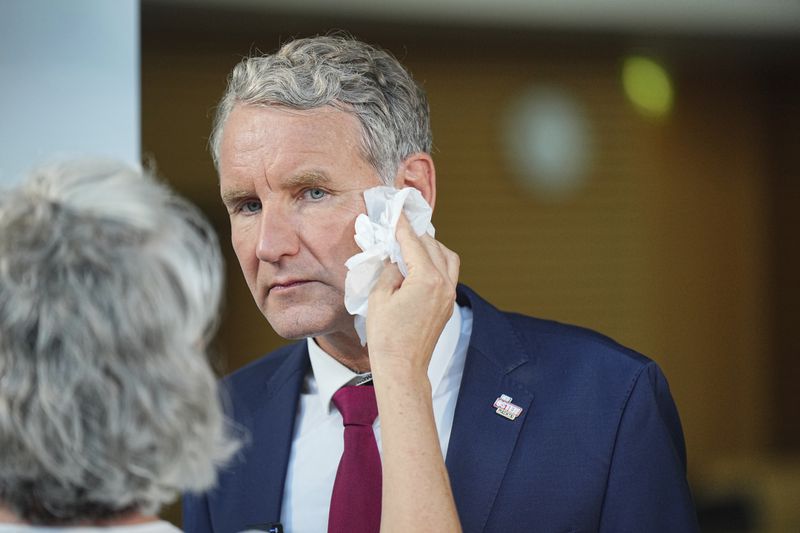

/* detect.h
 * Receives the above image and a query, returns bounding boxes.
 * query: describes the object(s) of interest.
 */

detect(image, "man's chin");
[263,312,342,341]
[266,323,319,341]
[259,292,353,340]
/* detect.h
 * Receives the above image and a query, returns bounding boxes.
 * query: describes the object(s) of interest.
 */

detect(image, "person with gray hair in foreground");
[0,159,240,532]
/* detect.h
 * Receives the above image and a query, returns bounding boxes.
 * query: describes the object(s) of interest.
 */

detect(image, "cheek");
[231,227,258,274]
[330,212,361,251]
[300,211,361,268]
[332,224,363,272]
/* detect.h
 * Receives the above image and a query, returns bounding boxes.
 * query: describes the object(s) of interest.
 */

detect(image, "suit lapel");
[213,342,309,530]
[253,344,309,523]
[446,286,535,531]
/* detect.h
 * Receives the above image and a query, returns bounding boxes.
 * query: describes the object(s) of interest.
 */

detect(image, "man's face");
[219,104,384,342]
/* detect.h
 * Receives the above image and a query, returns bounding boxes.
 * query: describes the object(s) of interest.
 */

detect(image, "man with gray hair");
[0,159,239,531]
[185,34,699,532]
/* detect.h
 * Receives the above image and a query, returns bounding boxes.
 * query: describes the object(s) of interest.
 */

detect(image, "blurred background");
[3,0,799,530]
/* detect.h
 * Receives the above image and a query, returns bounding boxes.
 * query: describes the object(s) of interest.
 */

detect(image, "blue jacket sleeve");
[599,362,700,532]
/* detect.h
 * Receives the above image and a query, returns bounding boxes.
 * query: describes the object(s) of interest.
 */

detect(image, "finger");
[394,214,436,274]
[372,258,404,295]
[396,215,455,284]
[443,248,460,288]
[417,234,450,278]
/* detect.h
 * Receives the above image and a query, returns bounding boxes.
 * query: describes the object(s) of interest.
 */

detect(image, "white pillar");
[0,0,139,185]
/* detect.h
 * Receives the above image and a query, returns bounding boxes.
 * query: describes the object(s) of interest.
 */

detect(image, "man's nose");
[256,207,300,263]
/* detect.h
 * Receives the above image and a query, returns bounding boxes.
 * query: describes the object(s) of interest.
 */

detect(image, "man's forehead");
[226,103,361,135]
[221,105,364,160]
[218,104,376,188]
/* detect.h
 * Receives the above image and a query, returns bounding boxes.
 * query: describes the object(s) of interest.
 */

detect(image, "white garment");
[280,303,473,533]
[0,520,181,533]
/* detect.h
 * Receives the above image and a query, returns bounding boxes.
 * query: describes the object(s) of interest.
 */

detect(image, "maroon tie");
[328,385,382,533]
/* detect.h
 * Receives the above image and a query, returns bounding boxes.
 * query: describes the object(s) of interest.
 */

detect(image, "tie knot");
[333,385,378,426]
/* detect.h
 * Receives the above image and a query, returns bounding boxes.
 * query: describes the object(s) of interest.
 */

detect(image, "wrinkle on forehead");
[231,104,362,149]
[219,104,377,195]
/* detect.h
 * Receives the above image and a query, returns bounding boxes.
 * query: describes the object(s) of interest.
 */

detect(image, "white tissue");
[344,186,435,345]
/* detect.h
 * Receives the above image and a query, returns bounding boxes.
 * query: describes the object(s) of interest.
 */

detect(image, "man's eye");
[304,188,327,200]
[241,200,262,214]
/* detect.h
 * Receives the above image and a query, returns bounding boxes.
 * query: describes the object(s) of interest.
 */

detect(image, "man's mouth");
[268,279,312,293]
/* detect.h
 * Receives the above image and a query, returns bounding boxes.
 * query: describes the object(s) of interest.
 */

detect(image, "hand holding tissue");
[344,186,435,345]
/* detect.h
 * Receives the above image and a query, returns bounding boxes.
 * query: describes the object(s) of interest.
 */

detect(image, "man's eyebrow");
[285,171,332,189]
[220,189,252,206]
[220,172,332,206]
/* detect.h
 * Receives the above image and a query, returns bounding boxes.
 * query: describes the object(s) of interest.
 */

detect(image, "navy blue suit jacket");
[184,285,698,532]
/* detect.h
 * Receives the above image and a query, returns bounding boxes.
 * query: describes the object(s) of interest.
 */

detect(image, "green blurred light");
[622,56,674,119]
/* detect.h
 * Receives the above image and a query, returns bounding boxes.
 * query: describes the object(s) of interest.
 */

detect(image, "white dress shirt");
[280,303,473,533]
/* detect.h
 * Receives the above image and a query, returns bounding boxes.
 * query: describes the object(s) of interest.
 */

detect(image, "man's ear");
[392,153,436,210]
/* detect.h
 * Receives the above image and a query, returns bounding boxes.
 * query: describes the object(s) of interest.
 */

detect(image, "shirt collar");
[306,339,360,414]
[306,302,462,414]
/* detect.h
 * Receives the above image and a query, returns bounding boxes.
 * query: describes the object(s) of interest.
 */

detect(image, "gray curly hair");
[210,34,432,184]
[0,159,239,525]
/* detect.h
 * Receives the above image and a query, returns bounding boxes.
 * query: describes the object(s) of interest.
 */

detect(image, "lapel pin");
[493,394,523,421]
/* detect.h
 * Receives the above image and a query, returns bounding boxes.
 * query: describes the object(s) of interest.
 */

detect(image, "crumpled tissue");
[344,186,435,345]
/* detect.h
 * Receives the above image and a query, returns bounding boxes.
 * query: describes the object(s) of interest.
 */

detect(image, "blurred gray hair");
[0,159,239,524]
[210,34,432,184]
